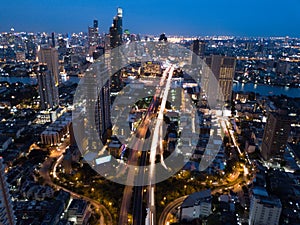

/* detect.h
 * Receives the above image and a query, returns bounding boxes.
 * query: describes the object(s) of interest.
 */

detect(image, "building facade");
[249,188,282,225]
[37,64,59,110]
[38,46,59,86]
[261,112,291,160]
[205,55,236,102]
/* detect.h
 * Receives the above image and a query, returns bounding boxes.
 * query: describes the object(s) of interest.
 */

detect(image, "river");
[0,75,80,85]
[1,76,300,98]
[233,82,300,98]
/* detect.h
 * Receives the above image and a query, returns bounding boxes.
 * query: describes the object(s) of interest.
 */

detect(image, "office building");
[249,187,282,225]
[205,55,236,101]
[261,112,291,160]
[0,157,16,225]
[37,64,59,110]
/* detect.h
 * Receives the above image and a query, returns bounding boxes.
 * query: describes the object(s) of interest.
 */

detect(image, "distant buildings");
[249,187,282,225]
[205,55,236,102]
[261,112,291,160]
[0,157,16,225]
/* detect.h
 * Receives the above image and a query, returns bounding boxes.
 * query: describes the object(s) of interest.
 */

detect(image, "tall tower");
[191,39,199,65]
[191,39,206,65]
[109,7,123,49]
[38,46,59,109]
[95,48,111,143]
[93,19,98,29]
[0,157,16,225]
[117,7,123,39]
[38,46,59,86]
[37,64,59,110]
[88,19,99,47]
[51,32,55,48]
[205,55,236,102]
[261,112,291,160]
[95,79,111,144]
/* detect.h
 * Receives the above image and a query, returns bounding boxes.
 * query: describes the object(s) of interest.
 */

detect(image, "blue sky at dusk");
[0,0,300,37]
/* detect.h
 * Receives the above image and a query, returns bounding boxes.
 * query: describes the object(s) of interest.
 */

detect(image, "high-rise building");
[0,157,16,225]
[261,112,291,160]
[85,47,111,144]
[25,34,37,60]
[117,7,123,39]
[38,46,59,86]
[191,39,205,65]
[37,64,59,110]
[51,32,55,48]
[93,19,98,29]
[109,7,123,49]
[95,79,111,144]
[88,19,99,47]
[249,187,282,225]
[205,55,236,101]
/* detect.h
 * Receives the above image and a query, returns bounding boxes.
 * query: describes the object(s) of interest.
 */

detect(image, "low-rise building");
[180,189,212,222]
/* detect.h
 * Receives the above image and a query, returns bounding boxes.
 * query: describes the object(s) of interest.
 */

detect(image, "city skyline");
[1,0,300,37]
[1,2,300,224]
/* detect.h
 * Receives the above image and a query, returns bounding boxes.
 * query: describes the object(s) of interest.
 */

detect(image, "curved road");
[158,196,187,225]
[39,151,113,225]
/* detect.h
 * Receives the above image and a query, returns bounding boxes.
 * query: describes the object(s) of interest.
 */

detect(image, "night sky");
[1,0,300,37]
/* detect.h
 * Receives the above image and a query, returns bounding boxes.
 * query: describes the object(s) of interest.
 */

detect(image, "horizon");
[1,0,300,37]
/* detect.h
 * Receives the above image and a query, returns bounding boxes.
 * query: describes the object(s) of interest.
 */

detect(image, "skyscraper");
[37,64,59,110]
[88,19,99,47]
[0,157,16,225]
[109,7,123,49]
[38,46,59,86]
[191,39,205,65]
[261,112,291,160]
[37,46,59,110]
[87,49,111,144]
[51,32,55,48]
[205,55,236,102]
[117,7,123,40]
[95,79,111,144]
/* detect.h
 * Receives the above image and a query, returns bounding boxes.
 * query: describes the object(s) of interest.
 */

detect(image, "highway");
[119,66,174,225]
[146,66,174,225]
